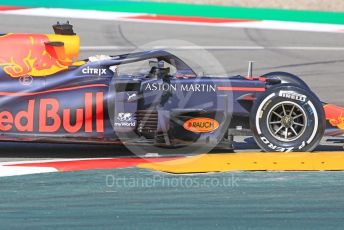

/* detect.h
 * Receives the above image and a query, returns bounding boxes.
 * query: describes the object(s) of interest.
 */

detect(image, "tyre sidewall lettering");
[250,85,324,152]
[260,136,294,152]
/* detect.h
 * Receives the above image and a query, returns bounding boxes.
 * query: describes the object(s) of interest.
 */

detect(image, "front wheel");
[250,84,325,152]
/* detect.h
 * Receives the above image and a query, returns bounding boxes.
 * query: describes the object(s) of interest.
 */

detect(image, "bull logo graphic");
[324,104,344,130]
[117,113,133,122]
[0,33,79,77]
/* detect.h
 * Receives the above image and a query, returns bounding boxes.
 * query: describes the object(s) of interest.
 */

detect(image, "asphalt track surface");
[1,14,344,229]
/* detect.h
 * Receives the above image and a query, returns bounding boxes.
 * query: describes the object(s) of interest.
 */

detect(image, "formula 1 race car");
[0,22,343,152]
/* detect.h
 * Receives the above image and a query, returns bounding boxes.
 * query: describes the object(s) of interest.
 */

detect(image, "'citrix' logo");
[82,66,107,76]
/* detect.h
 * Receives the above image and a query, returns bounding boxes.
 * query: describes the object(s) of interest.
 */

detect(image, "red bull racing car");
[0,22,343,153]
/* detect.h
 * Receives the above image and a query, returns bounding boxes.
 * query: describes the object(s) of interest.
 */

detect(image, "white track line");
[0,157,114,166]
[80,46,344,51]
[0,166,57,177]
[0,157,113,177]
[0,8,145,20]
[1,8,344,33]
[223,20,344,33]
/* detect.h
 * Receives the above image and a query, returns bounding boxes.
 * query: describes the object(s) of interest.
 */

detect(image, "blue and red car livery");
[0,22,343,152]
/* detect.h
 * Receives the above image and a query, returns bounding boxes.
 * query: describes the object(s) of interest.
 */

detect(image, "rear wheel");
[250,84,325,152]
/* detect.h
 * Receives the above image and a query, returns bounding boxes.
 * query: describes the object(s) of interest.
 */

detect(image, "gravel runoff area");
[145,0,344,12]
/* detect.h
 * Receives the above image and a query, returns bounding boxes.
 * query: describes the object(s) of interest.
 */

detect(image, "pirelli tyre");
[250,84,325,152]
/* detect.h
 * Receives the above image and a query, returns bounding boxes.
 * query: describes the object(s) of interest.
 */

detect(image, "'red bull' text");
[0,92,104,133]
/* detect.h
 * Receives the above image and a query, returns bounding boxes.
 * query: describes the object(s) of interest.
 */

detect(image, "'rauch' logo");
[183,117,219,133]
